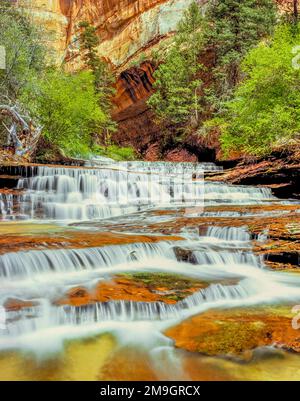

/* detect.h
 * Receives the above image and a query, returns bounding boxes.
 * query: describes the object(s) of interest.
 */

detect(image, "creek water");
[0,161,299,380]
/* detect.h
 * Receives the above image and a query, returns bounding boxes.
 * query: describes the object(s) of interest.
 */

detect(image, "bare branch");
[0,104,42,157]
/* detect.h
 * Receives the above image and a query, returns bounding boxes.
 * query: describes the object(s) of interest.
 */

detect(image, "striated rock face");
[22,0,288,68]
[207,156,300,199]
[21,0,193,68]
[93,0,194,68]
[112,61,162,155]
[113,61,155,116]
[20,0,69,59]
[22,0,289,160]
[22,0,290,66]
[21,0,195,158]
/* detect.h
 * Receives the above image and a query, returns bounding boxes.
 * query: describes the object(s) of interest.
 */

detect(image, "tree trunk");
[294,0,298,23]
[0,104,42,157]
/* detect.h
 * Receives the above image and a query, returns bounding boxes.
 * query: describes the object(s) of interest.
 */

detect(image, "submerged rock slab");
[4,298,39,312]
[0,224,182,254]
[54,273,211,306]
[165,306,300,360]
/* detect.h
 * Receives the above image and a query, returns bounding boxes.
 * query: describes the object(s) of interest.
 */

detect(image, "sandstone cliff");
[21,0,193,68]
[20,0,196,159]
[111,61,158,155]
[21,0,291,161]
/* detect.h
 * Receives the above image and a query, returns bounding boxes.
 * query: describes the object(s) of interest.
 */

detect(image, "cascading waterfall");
[0,161,298,361]
[204,226,251,242]
[0,162,275,221]
[0,222,293,350]
[13,165,204,220]
[86,159,222,174]
[4,282,253,337]
[0,193,13,218]
[0,242,176,279]
[193,250,262,267]
[203,182,273,203]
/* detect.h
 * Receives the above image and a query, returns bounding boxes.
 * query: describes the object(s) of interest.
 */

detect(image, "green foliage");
[147,1,204,126]
[148,0,276,135]
[218,25,300,156]
[0,2,46,145]
[204,0,277,112]
[148,49,202,125]
[0,6,128,159]
[129,52,147,68]
[78,21,116,134]
[93,145,137,161]
[23,70,107,157]
[0,3,46,102]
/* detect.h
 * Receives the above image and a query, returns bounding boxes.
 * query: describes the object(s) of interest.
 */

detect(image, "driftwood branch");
[0,104,42,157]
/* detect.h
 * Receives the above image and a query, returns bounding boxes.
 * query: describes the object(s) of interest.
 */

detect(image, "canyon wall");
[20,0,195,159]
[111,61,159,155]
[21,0,193,68]
[21,0,290,160]
[109,0,291,160]
[21,0,290,68]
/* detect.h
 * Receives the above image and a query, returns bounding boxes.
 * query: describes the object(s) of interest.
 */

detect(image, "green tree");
[147,1,204,126]
[204,0,277,112]
[24,70,107,157]
[0,4,115,158]
[0,2,45,102]
[78,21,116,138]
[0,2,46,151]
[218,25,300,156]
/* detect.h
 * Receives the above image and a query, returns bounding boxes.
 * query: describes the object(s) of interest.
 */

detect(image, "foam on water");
[0,242,175,279]
[0,223,300,356]
[0,162,275,221]
[205,226,251,242]
[0,163,297,361]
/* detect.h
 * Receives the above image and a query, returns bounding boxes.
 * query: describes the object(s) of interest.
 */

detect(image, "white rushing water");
[0,161,298,362]
[0,162,275,221]
[1,223,300,355]
[0,242,176,279]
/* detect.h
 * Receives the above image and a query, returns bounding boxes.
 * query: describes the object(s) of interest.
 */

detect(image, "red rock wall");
[112,61,161,155]
[22,0,292,161]
[112,0,293,161]
[24,0,186,68]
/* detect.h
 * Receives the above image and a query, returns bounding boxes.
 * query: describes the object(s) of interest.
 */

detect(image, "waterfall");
[14,165,199,220]
[0,161,296,361]
[118,161,222,175]
[193,250,261,267]
[0,194,11,219]
[0,242,175,279]
[204,226,251,242]
[4,282,252,337]
[0,163,275,221]
[203,182,274,203]
[86,159,222,173]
